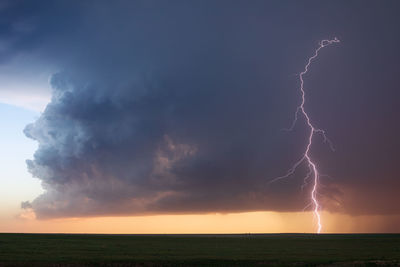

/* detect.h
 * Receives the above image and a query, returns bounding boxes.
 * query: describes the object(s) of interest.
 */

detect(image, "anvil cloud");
[4,1,399,218]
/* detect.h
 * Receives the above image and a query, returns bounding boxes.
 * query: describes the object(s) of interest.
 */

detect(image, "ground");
[0,233,399,266]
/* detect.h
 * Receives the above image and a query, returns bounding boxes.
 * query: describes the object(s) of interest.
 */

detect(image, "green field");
[0,234,399,266]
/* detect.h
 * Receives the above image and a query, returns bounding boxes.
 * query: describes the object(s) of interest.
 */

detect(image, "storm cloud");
[5,0,399,218]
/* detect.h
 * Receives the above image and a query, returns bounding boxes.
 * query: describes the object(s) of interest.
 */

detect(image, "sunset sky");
[1,0,400,233]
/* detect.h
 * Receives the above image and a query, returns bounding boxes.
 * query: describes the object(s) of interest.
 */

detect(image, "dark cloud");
[20,201,32,209]
[7,0,399,218]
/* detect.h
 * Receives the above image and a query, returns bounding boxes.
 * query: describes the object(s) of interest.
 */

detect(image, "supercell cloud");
[5,1,399,218]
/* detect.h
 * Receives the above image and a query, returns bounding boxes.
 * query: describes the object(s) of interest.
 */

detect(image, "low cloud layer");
[4,1,399,218]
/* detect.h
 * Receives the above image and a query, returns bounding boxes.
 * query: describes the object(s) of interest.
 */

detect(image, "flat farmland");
[0,234,399,266]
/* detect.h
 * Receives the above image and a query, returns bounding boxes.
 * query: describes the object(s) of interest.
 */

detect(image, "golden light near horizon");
[2,211,400,234]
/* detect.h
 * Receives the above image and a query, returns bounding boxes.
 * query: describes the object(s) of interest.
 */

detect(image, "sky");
[1,0,400,233]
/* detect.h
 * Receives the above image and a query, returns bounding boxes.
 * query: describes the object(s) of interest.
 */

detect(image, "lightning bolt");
[269,38,340,233]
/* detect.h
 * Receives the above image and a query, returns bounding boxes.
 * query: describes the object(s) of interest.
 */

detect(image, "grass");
[0,233,399,266]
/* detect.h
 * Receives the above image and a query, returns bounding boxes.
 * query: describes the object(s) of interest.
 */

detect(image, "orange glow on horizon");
[1,211,400,234]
